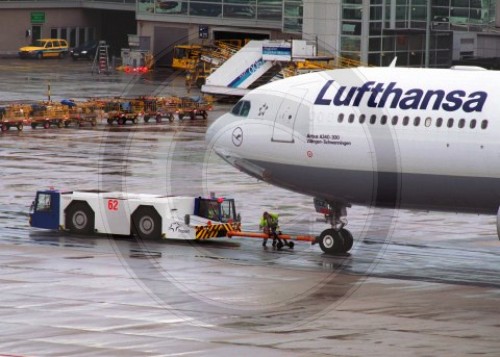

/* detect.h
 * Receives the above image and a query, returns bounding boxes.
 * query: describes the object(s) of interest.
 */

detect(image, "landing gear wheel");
[319,228,345,255]
[132,206,162,240]
[66,202,94,234]
[341,228,354,252]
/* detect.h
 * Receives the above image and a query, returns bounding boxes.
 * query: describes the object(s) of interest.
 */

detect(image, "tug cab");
[194,196,238,223]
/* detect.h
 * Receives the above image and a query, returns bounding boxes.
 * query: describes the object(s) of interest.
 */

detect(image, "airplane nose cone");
[205,113,231,147]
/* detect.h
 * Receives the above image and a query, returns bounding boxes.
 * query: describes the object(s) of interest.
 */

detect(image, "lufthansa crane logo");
[232,127,243,147]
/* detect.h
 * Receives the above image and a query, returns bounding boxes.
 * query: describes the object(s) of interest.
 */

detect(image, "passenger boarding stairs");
[201,40,278,97]
[92,40,110,74]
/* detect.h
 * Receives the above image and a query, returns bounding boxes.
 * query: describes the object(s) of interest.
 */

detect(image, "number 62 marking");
[107,199,119,211]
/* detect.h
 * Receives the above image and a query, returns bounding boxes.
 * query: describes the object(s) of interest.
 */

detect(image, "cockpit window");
[231,100,251,117]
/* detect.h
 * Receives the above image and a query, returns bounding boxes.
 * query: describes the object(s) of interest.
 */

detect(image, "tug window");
[348,113,355,123]
[470,119,477,129]
[481,120,488,129]
[36,193,52,212]
[231,100,251,117]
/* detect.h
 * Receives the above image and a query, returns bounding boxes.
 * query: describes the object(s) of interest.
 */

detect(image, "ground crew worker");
[259,211,280,247]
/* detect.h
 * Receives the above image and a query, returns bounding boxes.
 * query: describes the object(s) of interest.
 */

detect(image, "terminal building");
[0,0,499,68]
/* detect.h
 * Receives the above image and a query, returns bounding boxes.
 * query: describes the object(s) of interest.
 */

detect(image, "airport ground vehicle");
[102,99,143,125]
[61,99,101,127]
[142,96,179,123]
[29,102,70,129]
[19,38,69,59]
[177,96,212,120]
[0,104,31,131]
[29,189,241,240]
[70,41,98,60]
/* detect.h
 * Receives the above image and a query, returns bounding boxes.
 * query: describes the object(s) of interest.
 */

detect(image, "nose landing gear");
[316,201,353,255]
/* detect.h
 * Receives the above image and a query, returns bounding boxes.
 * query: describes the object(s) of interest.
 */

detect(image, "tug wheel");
[132,206,162,240]
[66,201,95,234]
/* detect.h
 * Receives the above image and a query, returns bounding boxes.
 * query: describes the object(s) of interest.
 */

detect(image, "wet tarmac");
[1,58,500,356]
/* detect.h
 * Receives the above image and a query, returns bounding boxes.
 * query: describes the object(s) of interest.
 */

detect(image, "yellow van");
[19,38,69,59]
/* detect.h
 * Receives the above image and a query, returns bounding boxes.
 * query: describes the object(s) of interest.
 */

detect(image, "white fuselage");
[206,67,500,214]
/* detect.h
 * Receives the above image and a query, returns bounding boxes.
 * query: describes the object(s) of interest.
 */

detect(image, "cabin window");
[369,114,376,124]
[403,116,409,126]
[359,114,366,124]
[348,113,355,123]
[36,193,52,212]
[425,117,432,127]
[380,115,387,125]
[338,113,344,123]
[481,120,488,129]
[458,119,466,128]
[470,119,477,129]
[231,100,251,117]
[391,116,398,125]
[436,117,443,127]
[414,116,421,126]
[447,118,454,128]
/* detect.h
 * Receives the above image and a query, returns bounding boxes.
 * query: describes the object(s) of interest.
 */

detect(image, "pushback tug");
[29,189,241,240]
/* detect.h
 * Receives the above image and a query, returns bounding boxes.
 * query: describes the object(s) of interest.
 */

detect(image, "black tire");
[36,52,42,59]
[1,124,8,132]
[202,111,208,119]
[132,206,162,240]
[190,112,196,120]
[156,114,162,123]
[57,120,64,128]
[43,121,50,129]
[168,113,174,122]
[319,228,345,255]
[144,115,150,123]
[107,118,113,125]
[65,202,95,234]
[341,228,354,252]
[178,114,184,120]
[17,123,23,131]
[31,123,37,129]
[117,117,125,125]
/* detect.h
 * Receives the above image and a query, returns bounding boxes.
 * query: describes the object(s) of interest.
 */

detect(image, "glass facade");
[340,0,495,67]
[137,0,302,34]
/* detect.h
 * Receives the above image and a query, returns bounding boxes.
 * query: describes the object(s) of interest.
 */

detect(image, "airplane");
[205,65,497,254]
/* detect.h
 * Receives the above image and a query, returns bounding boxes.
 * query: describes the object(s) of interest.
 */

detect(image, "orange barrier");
[227,231,317,243]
